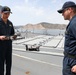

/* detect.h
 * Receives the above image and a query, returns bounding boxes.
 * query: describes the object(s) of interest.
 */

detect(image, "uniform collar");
[0,17,9,24]
[70,15,76,21]
[66,15,76,29]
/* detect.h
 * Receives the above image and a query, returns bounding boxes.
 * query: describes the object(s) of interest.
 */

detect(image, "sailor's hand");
[0,36,9,40]
[12,35,17,39]
[71,65,76,73]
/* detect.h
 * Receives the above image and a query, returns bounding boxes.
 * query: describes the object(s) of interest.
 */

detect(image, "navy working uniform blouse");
[64,15,76,55]
[0,18,15,47]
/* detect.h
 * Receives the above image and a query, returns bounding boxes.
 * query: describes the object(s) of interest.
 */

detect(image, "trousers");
[0,41,12,75]
[63,56,76,75]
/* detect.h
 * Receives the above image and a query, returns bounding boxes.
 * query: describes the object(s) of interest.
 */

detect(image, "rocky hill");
[23,22,67,30]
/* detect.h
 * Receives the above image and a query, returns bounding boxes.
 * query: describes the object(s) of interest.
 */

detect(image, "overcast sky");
[0,0,76,26]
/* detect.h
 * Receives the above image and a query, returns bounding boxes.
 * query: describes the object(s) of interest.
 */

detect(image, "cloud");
[13,0,45,17]
[11,0,46,25]
[66,0,76,2]
[11,0,69,25]
[51,0,57,3]
[14,5,44,16]
[47,12,69,24]
[24,0,29,3]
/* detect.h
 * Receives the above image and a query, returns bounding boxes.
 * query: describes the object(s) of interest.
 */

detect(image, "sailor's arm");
[0,36,9,40]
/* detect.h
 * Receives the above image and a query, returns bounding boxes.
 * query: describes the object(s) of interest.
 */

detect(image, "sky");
[0,0,76,26]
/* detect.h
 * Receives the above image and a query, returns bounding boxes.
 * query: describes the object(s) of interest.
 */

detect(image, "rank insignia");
[9,24,12,27]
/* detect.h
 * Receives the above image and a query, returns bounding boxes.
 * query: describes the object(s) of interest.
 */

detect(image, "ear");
[68,7,73,13]
[69,7,73,11]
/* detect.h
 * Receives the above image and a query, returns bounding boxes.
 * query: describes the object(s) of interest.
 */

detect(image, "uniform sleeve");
[10,23,15,35]
[70,22,76,39]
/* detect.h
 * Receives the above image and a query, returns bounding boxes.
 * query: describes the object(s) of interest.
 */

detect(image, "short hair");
[71,7,76,13]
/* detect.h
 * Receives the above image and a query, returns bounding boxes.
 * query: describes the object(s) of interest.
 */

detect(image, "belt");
[64,52,76,59]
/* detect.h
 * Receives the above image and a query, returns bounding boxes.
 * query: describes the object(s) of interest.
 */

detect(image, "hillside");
[23,22,67,30]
